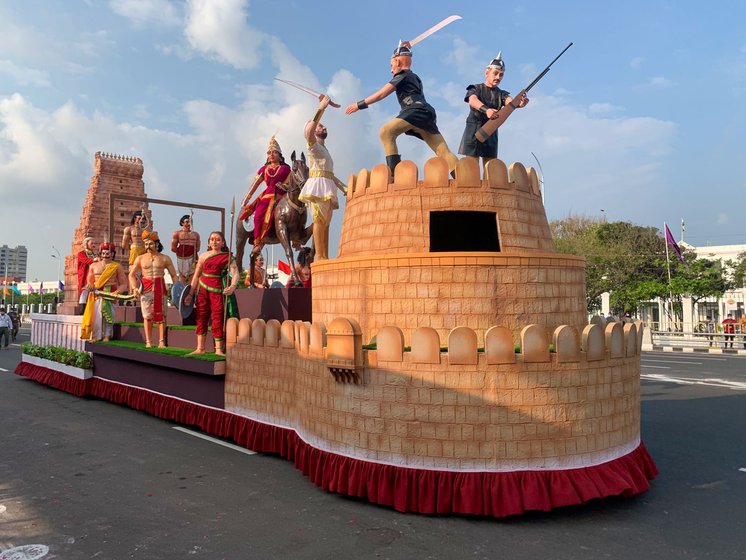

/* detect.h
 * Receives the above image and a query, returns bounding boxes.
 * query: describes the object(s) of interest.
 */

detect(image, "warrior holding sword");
[80,242,128,342]
[345,16,461,181]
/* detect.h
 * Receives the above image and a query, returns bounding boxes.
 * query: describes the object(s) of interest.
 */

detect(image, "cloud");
[717,213,729,226]
[443,37,483,79]
[0,8,680,281]
[0,8,99,81]
[184,0,264,69]
[0,60,50,87]
[630,56,644,69]
[108,0,182,27]
[634,76,676,90]
[588,102,622,115]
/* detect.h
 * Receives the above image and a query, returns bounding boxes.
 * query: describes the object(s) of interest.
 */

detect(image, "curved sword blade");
[409,15,462,47]
[274,78,341,108]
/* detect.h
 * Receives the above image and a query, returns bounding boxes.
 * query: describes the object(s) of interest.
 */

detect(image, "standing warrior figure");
[245,253,269,289]
[76,236,97,301]
[183,231,239,356]
[458,53,528,169]
[299,95,347,260]
[346,40,458,181]
[238,136,292,256]
[80,242,127,342]
[171,214,200,282]
[129,231,178,348]
[121,211,147,267]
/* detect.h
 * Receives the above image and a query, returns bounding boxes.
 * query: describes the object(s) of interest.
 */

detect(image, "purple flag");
[664,223,685,263]
[58,280,65,291]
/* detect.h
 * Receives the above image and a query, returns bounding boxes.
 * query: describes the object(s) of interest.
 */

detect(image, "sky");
[1,0,746,281]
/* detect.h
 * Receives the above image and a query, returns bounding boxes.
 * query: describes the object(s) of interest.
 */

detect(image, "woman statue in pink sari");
[238,136,291,255]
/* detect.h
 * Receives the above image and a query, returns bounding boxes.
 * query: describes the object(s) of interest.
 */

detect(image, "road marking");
[0,544,49,560]
[641,365,670,369]
[739,468,746,473]
[646,353,728,361]
[0,368,8,372]
[642,373,746,391]
[642,359,703,365]
[172,426,256,455]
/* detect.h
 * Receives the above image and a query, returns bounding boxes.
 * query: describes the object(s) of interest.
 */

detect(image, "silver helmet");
[487,51,505,71]
[392,40,412,58]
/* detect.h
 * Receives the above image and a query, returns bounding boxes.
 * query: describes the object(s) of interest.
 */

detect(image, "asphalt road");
[1,336,745,560]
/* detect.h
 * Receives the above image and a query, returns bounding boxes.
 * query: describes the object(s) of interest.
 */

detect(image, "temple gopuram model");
[17,153,657,518]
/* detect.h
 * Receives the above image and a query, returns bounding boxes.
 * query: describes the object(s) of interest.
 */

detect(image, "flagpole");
[663,222,675,327]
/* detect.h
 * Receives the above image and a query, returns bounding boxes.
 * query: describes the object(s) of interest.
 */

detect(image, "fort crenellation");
[225,316,643,471]
[313,156,586,345]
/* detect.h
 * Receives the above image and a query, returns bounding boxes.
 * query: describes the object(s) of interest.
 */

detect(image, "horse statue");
[235,151,312,287]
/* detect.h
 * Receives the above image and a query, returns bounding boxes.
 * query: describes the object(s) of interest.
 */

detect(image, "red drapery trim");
[15,362,658,517]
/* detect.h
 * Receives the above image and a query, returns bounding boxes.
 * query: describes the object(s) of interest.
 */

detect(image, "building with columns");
[601,241,746,330]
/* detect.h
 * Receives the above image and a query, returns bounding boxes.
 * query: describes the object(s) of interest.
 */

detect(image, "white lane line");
[642,359,703,365]
[0,367,8,372]
[642,373,746,391]
[647,354,728,361]
[641,365,670,369]
[172,426,256,455]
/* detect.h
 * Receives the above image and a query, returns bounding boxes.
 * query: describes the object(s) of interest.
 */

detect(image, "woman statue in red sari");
[239,136,291,255]
[184,231,239,355]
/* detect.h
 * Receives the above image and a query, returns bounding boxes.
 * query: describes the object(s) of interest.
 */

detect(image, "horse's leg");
[248,257,256,289]
[235,226,246,274]
[276,224,301,287]
[299,222,315,261]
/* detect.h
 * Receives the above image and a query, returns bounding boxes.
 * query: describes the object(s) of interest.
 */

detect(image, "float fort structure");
[18,152,657,518]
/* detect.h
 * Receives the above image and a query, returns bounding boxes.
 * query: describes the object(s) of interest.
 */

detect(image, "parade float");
[16,149,657,518]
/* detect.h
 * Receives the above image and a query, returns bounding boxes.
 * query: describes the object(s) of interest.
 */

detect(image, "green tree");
[550,215,669,314]
[729,251,746,289]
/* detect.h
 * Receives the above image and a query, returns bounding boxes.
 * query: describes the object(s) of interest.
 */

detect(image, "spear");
[190,208,197,269]
[222,197,236,343]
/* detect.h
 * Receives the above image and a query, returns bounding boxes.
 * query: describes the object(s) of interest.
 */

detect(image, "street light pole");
[52,245,61,311]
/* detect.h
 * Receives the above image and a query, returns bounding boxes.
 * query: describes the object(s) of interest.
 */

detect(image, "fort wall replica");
[17,154,657,519]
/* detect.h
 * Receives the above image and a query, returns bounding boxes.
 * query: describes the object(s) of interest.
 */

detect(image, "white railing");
[647,321,746,350]
[29,313,86,352]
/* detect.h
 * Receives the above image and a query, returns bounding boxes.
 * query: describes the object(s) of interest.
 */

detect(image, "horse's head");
[290,150,309,188]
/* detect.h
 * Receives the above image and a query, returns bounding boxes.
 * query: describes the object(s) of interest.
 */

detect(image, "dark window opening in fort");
[430,211,500,252]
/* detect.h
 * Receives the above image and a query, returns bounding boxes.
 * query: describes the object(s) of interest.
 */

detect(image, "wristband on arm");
[357,100,368,110]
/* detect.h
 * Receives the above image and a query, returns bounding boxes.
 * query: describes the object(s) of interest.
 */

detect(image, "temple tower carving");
[61,152,151,312]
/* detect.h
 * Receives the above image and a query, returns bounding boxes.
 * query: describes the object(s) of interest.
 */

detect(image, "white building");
[603,241,746,330]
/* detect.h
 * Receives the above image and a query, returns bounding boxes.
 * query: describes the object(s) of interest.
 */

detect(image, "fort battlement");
[338,156,551,257]
[225,317,643,471]
[312,156,585,344]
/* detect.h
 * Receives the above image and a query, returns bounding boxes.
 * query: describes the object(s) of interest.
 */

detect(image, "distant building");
[0,245,28,281]
[603,240,746,328]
